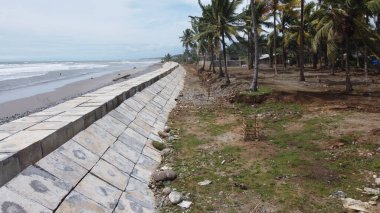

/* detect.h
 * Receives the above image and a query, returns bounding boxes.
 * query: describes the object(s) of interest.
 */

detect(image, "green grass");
[240,87,272,96]
[162,101,377,213]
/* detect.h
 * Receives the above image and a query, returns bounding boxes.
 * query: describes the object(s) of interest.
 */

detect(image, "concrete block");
[6,166,71,210]
[136,154,160,171]
[131,165,153,184]
[56,191,108,213]
[0,187,51,213]
[111,140,140,163]
[0,153,20,187]
[95,115,127,138]
[108,110,133,126]
[102,149,134,175]
[36,151,87,187]
[75,174,122,210]
[115,192,154,213]
[0,122,37,133]
[118,128,147,153]
[129,119,152,138]
[72,124,116,156]
[57,140,99,170]
[27,121,70,131]
[0,132,11,141]
[91,159,129,190]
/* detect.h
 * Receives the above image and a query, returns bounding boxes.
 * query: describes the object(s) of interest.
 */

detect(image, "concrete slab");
[56,191,108,213]
[91,159,129,191]
[131,165,153,184]
[124,98,144,112]
[57,140,99,170]
[102,149,134,175]
[0,122,37,132]
[125,178,155,208]
[0,132,11,141]
[75,174,122,210]
[142,146,162,163]
[0,130,53,153]
[136,154,160,171]
[108,110,133,126]
[0,187,51,213]
[115,192,154,213]
[6,166,71,210]
[95,115,127,138]
[36,151,87,187]
[27,121,70,130]
[13,116,51,123]
[129,119,152,138]
[111,140,140,163]
[72,124,116,156]
[118,128,147,153]
[0,153,20,187]
[136,112,156,127]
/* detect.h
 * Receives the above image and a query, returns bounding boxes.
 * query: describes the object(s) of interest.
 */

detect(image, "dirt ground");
[159,64,380,213]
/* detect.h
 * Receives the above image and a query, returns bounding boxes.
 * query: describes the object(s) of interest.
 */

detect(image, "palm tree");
[180,29,195,63]
[271,0,279,75]
[198,0,242,84]
[250,0,261,91]
[299,0,306,81]
[313,0,380,92]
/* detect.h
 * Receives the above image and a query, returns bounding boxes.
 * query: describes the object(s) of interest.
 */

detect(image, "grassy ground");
[159,65,380,212]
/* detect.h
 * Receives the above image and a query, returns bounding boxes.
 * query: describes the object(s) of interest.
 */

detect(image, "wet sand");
[0,63,162,124]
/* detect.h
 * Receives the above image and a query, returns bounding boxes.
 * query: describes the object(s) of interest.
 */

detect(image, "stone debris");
[164,126,171,133]
[330,190,347,199]
[198,180,212,186]
[158,131,170,139]
[152,170,177,182]
[342,198,370,212]
[169,191,183,204]
[162,187,172,196]
[178,200,192,209]
[363,187,380,195]
[375,178,380,186]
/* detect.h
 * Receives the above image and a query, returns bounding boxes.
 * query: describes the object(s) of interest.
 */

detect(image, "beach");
[0,62,161,124]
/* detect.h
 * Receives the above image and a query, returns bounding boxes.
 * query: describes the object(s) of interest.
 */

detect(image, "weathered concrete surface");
[0,65,186,212]
[0,62,179,187]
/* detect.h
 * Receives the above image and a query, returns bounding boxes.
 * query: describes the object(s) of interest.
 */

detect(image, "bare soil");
[160,64,380,212]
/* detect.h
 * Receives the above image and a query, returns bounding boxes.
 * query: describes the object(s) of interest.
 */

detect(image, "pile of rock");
[150,126,193,210]
[339,175,380,212]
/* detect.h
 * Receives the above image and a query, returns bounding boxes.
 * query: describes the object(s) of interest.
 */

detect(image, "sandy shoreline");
[0,63,162,124]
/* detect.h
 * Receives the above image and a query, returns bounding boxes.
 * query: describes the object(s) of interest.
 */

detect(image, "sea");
[0,60,160,104]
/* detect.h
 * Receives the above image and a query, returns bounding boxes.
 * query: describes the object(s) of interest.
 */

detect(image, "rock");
[375,178,380,186]
[369,200,377,206]
[152,171,167,182]
[342,198,370,212]
[331,190,347,199]
[164,170,177,181]
[198,180,212,186]
[370,196,379,201]
[158,131,169,138]
[168,191,183,204]
[162,187,172,196]
[161,148,172,157]
[164,126,171,133]
[152,170,177,182]
[178,200,192,209]
[363,187,380,195]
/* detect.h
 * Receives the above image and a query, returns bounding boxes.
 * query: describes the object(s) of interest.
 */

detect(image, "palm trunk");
[202,52,206,71]
[313,53,318,69]
[218,50,224,77]
[269,47,273,68]
[273,0,278,75]
[221,32,230,84]
[250,0,260,91]
[364,15,369,79]
[299,0,305,81]
[282,17,287,70]
[345,34,353,93]
[248,31,254,69]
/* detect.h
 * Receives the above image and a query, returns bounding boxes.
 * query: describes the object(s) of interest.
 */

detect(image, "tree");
[299,0,306,81]
[250,0,260,91]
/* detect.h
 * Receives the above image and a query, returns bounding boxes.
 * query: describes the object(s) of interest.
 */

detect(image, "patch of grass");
[172,134,205,153]
[240,87,272,96]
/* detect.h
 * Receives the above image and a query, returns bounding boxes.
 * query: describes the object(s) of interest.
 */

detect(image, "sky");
[0,0,219,62]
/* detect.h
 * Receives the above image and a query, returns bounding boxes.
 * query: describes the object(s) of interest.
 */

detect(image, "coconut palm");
[250,0,261,91]
[313,0,380,92]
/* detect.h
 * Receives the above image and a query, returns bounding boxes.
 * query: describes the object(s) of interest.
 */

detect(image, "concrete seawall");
[0,62,179,187]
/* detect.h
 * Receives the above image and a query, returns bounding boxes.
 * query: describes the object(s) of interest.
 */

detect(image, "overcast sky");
[0,0,217,61]
[0,0,314,62]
